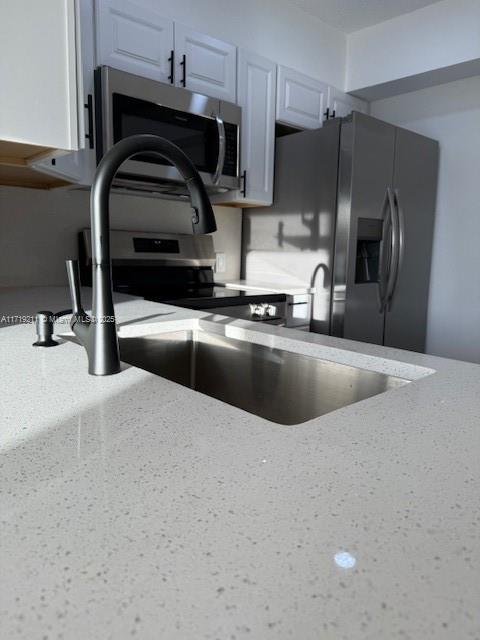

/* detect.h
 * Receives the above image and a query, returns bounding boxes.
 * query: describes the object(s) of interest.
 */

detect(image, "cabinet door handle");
[241,169,247,197]
[180,54,186,87]
[168,50,174,84]
[323,107,330,120]
[84,94,94,149]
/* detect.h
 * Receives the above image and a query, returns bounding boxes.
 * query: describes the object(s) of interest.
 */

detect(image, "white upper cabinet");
[213,49,276,207]
[237,50,276,205]
[0,0,80,154]
[174,24,236,102]
[327,86,368,118]
[31,0,97,184]
[95,7,236,101]
[96,0,174,83]
[276,66,328,129]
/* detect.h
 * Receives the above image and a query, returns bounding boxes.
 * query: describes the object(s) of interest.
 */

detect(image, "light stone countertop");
[1,286,479,639]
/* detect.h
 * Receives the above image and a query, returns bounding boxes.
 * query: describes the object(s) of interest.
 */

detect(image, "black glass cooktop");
[145,285,286,310]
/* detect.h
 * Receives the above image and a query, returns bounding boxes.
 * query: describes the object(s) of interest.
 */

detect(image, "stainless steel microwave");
[94,66,241,198]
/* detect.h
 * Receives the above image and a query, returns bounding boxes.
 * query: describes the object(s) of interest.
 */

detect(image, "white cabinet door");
[327,86,369,118]
[237,50,276,205]
[174,24,236,102]
[30,0,96,184]
[0,0,80,152]
[211,50,276,207]
[96,0,174,83]
[276,66,328,129]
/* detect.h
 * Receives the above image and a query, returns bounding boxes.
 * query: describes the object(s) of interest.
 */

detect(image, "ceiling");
[287,0,442,32]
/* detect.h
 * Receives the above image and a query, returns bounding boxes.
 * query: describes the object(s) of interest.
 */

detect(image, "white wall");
[0,187,241,287]
[346,0,480,99]
[124,0,346,89]
[371,75,480,363]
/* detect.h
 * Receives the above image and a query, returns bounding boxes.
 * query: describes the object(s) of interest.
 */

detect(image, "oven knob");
[249,303,269,319]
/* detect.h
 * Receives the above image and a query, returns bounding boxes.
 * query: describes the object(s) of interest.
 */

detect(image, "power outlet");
[215,252,226,273]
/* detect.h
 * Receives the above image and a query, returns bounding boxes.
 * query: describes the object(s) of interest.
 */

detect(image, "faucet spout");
[67,134,217,376]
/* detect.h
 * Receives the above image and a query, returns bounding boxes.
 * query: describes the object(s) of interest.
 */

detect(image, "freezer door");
[383,128,439,352]
[332,113,396,344]
[243,122,341,335]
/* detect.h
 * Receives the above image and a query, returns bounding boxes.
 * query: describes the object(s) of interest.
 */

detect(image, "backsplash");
[242,208,330,289]
[0,186,241,288]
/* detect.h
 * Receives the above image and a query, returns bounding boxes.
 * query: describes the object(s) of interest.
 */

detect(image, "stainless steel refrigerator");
[243,112,439,352]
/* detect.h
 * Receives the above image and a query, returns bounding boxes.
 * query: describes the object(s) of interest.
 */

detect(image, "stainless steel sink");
[119,329,409,425]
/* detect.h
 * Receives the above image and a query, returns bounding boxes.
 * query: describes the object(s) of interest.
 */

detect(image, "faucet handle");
[66,259,83,315]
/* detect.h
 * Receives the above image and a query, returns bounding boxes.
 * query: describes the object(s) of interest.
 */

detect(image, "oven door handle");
[211,115,226,185]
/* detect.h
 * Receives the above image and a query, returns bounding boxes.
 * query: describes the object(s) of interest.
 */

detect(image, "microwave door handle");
[211,115,225,185]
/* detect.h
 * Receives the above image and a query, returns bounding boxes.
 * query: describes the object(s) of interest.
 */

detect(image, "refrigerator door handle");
[396,189,405,274]
[378,187,395,313]
[385,189,405,311]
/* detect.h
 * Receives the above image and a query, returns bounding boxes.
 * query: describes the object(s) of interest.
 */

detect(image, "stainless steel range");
[79,229,286,325]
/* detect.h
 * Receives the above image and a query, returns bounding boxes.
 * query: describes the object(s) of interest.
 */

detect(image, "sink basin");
[119,328,409,425]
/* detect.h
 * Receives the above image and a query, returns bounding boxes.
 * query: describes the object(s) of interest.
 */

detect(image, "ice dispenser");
[355,218,383,284]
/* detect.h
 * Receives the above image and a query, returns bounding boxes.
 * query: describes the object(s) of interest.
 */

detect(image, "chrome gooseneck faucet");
[66,134,217,376]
